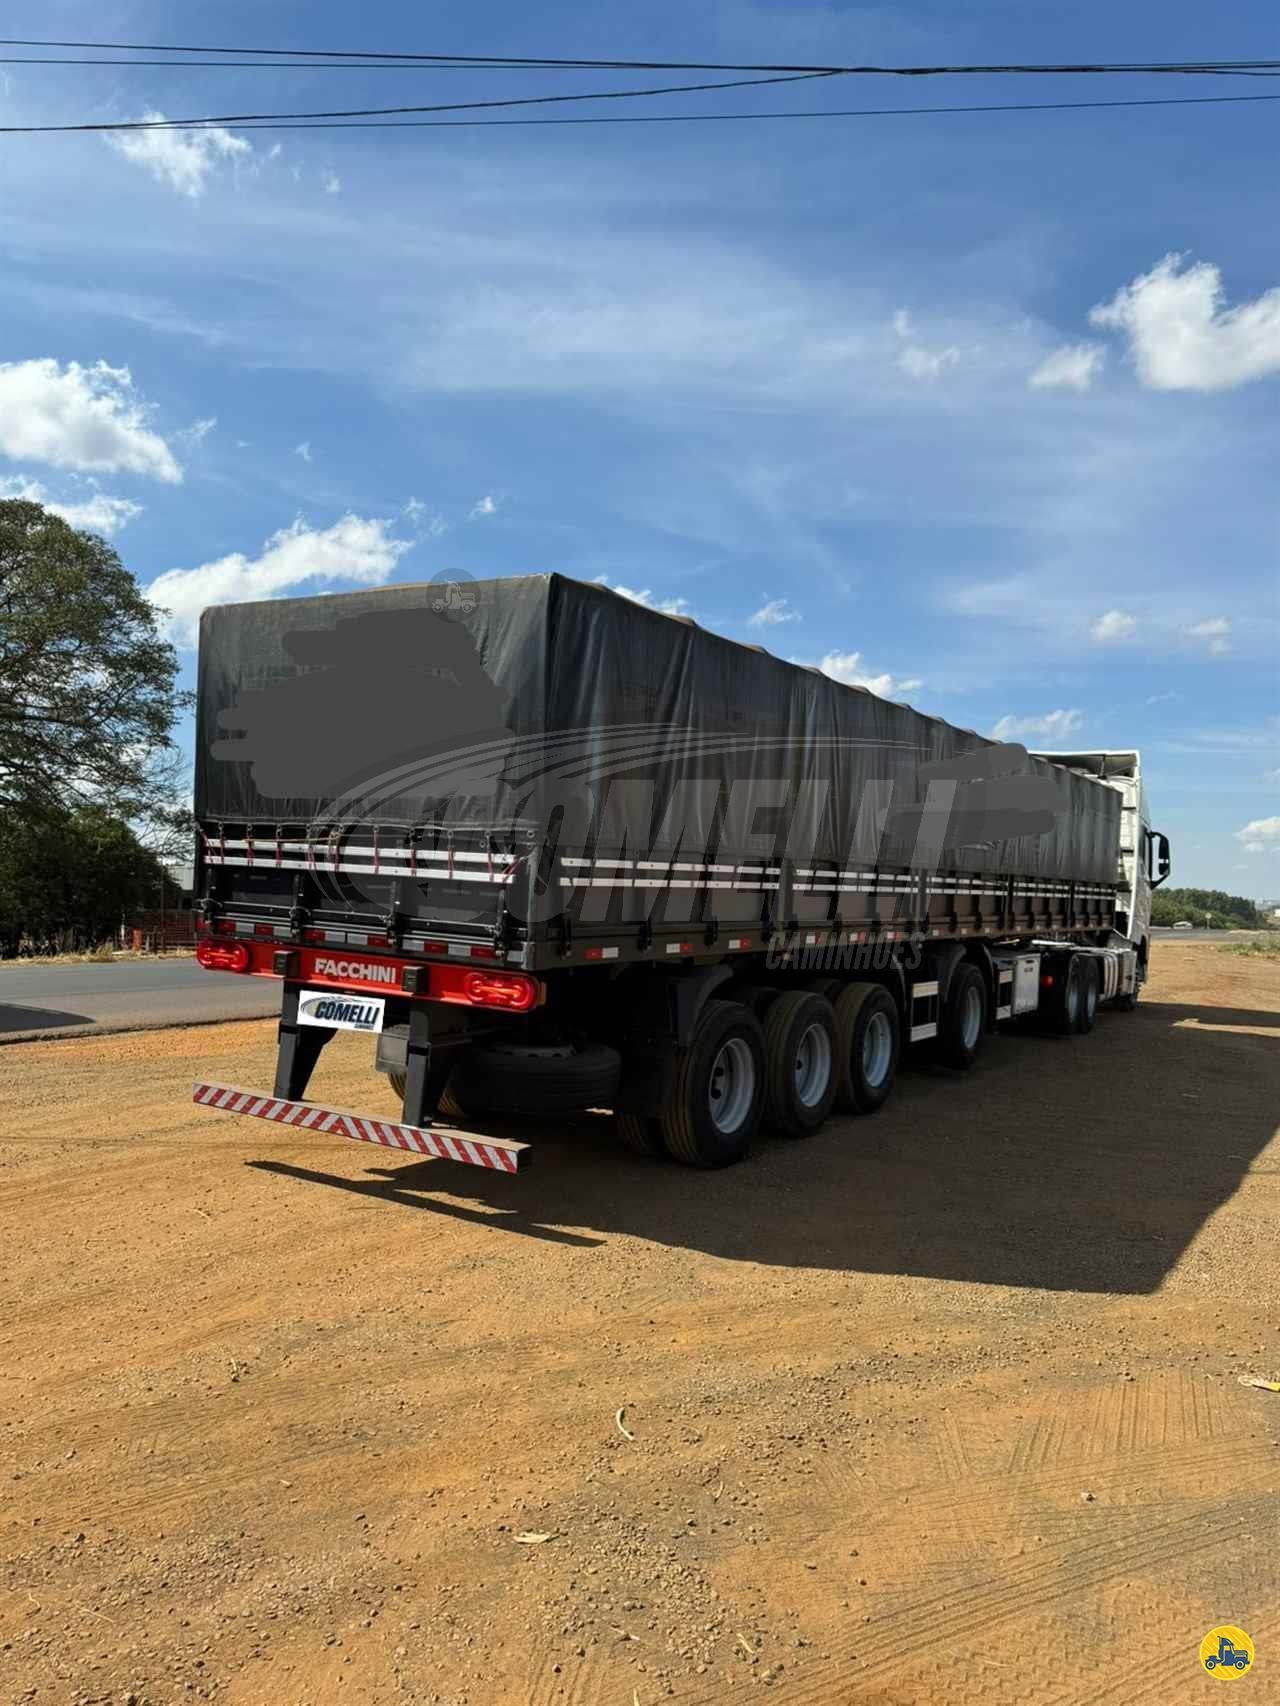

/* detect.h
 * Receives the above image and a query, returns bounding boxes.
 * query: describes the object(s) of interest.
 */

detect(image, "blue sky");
[1,0,1276,891]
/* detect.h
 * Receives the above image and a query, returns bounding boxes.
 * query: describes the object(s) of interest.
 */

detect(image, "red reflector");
[584,947,604,961]
[1041,973,1055,988]
[197,940,250,973]
[423,940,447,955]
[463,971,538,1012]
[304,928,325,944]
[367,933,389,948]
[212,919,236,937]
[253,922,275,938]
[469,944,498,961]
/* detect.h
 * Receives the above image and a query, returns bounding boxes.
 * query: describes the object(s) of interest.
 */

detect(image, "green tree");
[1150,887,1262,929]
[0,804,174,956]
[0,498,186,820]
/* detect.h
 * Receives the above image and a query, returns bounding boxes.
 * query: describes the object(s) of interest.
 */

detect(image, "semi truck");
[191,573,1170,1173]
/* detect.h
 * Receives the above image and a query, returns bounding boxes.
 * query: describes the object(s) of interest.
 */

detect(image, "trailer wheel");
[805,976,845,1005]
[832,982,900,1113]
[1075,958,1099,1034]
[761,990,838,1137]
[453,1040,622,1116]
[388,1065,467,1122]
[615,1113,667,1159]
[661,1001,765,1169]
[937,962,987,1070]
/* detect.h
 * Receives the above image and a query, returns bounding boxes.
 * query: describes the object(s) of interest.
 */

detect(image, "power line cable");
[1,36,1279,75]
[28,90,1267,132]
[0,69,843,132]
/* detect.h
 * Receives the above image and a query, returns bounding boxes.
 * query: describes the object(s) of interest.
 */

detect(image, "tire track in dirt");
[686,1495,1270,1705]
[1069,1607,1280,1706]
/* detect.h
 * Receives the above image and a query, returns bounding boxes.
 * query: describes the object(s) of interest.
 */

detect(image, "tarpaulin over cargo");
[195,573,1120,885]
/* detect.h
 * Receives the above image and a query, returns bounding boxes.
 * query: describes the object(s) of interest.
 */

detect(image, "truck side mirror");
[1149,830,1171,889]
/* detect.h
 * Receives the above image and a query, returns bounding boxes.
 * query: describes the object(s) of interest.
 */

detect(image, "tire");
[936,962,988,1070]
[661,1001,765,1169]
[1074,958,1099,1034]
[452,1040,621,1116]
[1044,954,1086,1036]
[805,976,845,1005]
[761,990,838,1137]
[724,982,779,1018]
[388,1062,466,1121]
[832,982,900,1114]
[615,1112,667,1158]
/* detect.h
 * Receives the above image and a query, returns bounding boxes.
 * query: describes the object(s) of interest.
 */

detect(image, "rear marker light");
[196,940,250,974]
[463,971,538,1012]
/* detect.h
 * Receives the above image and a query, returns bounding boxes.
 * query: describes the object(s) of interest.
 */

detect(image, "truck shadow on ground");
[250,995,1278,1296]
[0,1002,93,1036]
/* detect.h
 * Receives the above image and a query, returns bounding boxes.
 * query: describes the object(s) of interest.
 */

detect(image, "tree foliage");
[1149,887,1263,929]
[0,498,186,819]
[0,804,176,956]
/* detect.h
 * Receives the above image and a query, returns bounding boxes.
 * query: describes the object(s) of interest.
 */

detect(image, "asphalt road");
[0,957,280,1043]
[1149,927,1268,942]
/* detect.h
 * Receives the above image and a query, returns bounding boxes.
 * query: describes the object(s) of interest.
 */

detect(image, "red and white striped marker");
[192,1081,529,1173]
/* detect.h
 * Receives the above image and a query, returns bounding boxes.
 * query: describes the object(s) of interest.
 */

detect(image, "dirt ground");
[1,943,1278,1706]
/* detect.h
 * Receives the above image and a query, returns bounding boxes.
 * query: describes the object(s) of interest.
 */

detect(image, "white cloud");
[1186,616,1231,655]
[816,650,922,699]
[1235,816,1280,854]
[892,311,959,380]
[147,514,413,646]
[295,440,313,463]
[748,597,800,628]
[0,474,142,535]
[323,172,342,195]
[1029,343,1105,393]
[1145,690,1179,706]
[593,575,690,617]
[1090,254,1280,392]
[107,112,252,199]
[0,359,180,483]
[469,494,499,519]
[175,416,217,448]
[1090,608,1136,643]
[991,709,1084,742]
[404,496,449,536]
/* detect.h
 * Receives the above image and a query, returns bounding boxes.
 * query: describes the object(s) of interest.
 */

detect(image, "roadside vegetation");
[0,498,189,958]
[1150,887,1269,930]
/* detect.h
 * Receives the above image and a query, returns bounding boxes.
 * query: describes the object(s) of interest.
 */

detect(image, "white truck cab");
[1032,749,1170,991]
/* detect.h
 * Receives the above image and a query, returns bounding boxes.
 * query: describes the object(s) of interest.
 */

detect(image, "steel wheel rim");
[861,1011,893,1088]
[793,1021,833,1108]
[960,985,983,1049]
[708,1036,755,1133]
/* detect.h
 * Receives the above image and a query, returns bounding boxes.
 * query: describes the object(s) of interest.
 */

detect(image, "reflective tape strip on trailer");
[192,1081,530,1172]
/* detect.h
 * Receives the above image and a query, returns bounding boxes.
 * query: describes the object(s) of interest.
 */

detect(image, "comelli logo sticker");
[1200,1627,1255,1679]
[297,990,386,1034]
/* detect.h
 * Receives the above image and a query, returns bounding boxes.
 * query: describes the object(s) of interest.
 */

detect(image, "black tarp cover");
[195,573,1120,884]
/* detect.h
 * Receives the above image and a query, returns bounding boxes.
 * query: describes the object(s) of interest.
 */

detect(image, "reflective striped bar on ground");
[192,1081,530,1172]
